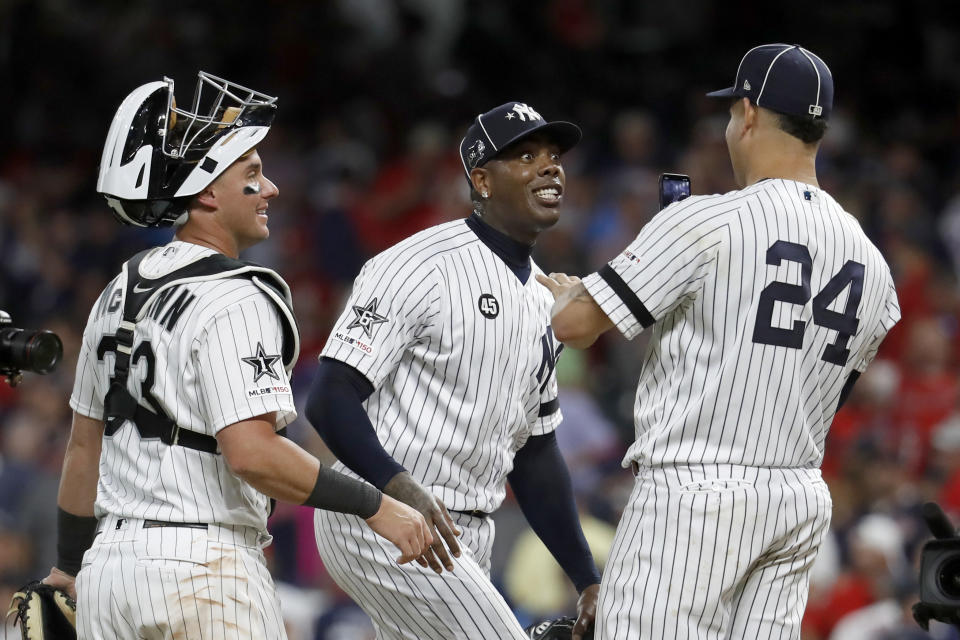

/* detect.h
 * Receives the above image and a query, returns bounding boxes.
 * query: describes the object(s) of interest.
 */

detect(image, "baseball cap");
[706,44,833,120]
[459,101,581,181]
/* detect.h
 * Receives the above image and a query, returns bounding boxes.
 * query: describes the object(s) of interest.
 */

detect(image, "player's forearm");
[305,358,406,489]
[550,283,613,349]
[555,326,601,350]
[55,412,103,575]
[508,433,601,593]
[58,412,103,516]
[233,432,322,503]
[220,420,382,518]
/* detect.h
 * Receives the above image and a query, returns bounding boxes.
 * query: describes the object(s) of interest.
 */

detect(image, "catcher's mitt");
[524,616,594,640]
[6,581,77,640]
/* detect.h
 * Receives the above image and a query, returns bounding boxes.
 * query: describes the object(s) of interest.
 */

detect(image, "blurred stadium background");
[3,1,960,638]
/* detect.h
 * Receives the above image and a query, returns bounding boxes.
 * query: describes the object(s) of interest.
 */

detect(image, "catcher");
[9,70,431,639]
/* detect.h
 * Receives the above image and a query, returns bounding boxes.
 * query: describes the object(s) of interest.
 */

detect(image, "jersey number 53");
[752,240,865,366]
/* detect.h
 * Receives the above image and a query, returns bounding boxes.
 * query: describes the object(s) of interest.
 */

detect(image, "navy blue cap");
[707,44,833,120]
[459,102,581,180]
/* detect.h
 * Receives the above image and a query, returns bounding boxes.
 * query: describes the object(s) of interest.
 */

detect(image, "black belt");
[143,519,208,529]
[630,461,640,477]
[112,518,208,530]
[451,509,490,519]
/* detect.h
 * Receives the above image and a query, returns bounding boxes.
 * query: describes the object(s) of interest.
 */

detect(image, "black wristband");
[56,507,98,576]
[303,465,383,520]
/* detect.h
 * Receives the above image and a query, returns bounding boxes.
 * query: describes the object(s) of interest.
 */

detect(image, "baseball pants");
[596,463,831,640]
[315,508,528,640]
[75,513,286,640]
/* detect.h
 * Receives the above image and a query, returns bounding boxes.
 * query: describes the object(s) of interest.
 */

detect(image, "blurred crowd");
[4,0,960,638]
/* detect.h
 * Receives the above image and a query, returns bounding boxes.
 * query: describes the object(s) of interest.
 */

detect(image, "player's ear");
[470,168,490,199]
[194,186,217,210]
[741,98,759,131]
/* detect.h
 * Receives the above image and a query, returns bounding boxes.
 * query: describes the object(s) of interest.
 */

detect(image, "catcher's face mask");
[97,71,277,227]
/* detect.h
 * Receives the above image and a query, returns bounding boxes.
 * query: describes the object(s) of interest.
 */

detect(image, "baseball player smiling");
[307,101,601,640]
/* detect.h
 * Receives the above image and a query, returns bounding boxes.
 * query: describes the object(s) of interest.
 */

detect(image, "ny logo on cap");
[507,103,542,122]
[743,79,752,91]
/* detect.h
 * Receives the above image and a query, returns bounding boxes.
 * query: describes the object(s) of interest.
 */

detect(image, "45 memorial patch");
[478,294,499,319]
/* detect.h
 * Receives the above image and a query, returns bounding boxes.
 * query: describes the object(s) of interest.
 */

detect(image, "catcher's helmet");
[97,71,277,227]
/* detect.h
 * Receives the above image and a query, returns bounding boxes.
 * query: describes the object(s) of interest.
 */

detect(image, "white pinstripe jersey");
[583,179,900,469]
[70,240,297,530]
[321,219,563,514]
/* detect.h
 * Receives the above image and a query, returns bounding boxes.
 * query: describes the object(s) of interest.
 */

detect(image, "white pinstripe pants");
[596,464,831,640]
[315,509,528,640]
[75,514,286,640]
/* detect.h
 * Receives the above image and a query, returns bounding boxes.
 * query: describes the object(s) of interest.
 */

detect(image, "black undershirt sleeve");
[508,432,601,593]
[836,370,861,412]
[305,357,406,490]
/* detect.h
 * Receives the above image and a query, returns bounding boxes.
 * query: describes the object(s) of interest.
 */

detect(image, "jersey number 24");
[752,240,864,366]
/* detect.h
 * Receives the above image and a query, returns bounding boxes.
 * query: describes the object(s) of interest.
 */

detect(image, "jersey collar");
[465,213,533,283]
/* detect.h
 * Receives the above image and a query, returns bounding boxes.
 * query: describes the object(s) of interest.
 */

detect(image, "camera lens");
[938,557,960,598]
[27,331,63,373]
[0,327,63,375]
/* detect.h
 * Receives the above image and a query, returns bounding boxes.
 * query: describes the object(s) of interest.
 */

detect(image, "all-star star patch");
[241,342,282,383]
[347,297,389,339]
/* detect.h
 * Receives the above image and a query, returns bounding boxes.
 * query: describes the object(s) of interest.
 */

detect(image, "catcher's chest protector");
[102,249,299,454]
